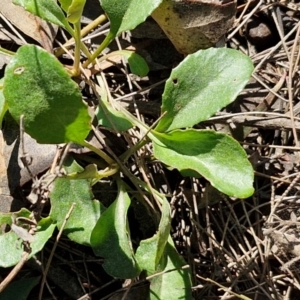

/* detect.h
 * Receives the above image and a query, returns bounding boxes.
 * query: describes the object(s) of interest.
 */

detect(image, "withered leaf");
[0,0,58,52]
[152,0,237,54]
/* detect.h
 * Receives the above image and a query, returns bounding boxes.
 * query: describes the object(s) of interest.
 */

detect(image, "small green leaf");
[13,0,69,29]
[96,74,133,131]
[117,50,149,77]
[58,0,72,12]
[59,0,86,23]
[96,101,133,132]
[135,195,171,274]
[90,179,140,279]
[0,215,56,268]
[50,156,104,246]
[155,48,254,132]
[67,0,85,23]
[3,45,91,145]
[150,239,193,300]
[101,0,163,37]
[151,129,254,198]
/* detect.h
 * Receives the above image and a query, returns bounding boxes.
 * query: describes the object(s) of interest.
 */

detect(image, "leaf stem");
[119,139,147,162]
[55,14,107,58]
[82,32,115,68]
[82,141,115,165]
[92,165,119,185]
[0,47,14,56]
[72,21,82,76]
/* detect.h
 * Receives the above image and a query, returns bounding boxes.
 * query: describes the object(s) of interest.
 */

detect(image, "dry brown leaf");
[0,122,56,213]
[0,53,11,70]
[152,0,237,54]
[0,131,14,214]
[0,0,58,52]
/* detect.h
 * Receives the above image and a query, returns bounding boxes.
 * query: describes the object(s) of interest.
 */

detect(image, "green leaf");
[96,101,133,132]
[50,156,104,246]
[135,195,171,274]
[66,164,101,180]
[117,50,149,77]
[0,78,8,128]
[3,45,91,145]
[58,0,72,12]
[0,277,40,300]
[67,0,85,23]
[0,208,31,226]
[90,179,140,279]
[13,0,69,29]
[0,215,56,268]
[150,239,193,300]
[155,48,254,132]
[151,129,254,198]
[59,0,86,23]
[96,74,133,131]
[101,0,163,37]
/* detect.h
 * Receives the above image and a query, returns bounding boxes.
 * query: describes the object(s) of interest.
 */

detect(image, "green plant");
[0,0,254,298]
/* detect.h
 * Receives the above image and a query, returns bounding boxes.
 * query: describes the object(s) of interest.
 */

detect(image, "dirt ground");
[1,0,300,299]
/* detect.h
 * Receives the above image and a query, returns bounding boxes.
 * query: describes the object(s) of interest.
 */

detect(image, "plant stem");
[92,166,119,185]
[0,47,14,56]
[82,32,115,68]
[79,41,92,60]
[82,141,115,165]
[101,96,153,161]
[73,21,82,76]
[119,139,148,163]
[55,14,107,58]
[62,22,91,60]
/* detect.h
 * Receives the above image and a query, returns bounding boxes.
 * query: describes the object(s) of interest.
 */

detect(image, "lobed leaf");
[151,129,254,198]
[3,45,91,145]
[155,48,254,132]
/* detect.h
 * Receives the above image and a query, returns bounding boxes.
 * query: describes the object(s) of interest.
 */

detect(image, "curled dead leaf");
[152,0,237,54]
[1,0,58,52]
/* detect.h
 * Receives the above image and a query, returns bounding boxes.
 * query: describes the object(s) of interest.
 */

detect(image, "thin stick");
[0,251,30,292]
[253,22,300,72]
[0,12,27,44]
[227,0,263,41]
[38,203,76,300]
[287,24,300,147]
[196,275,252,300]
